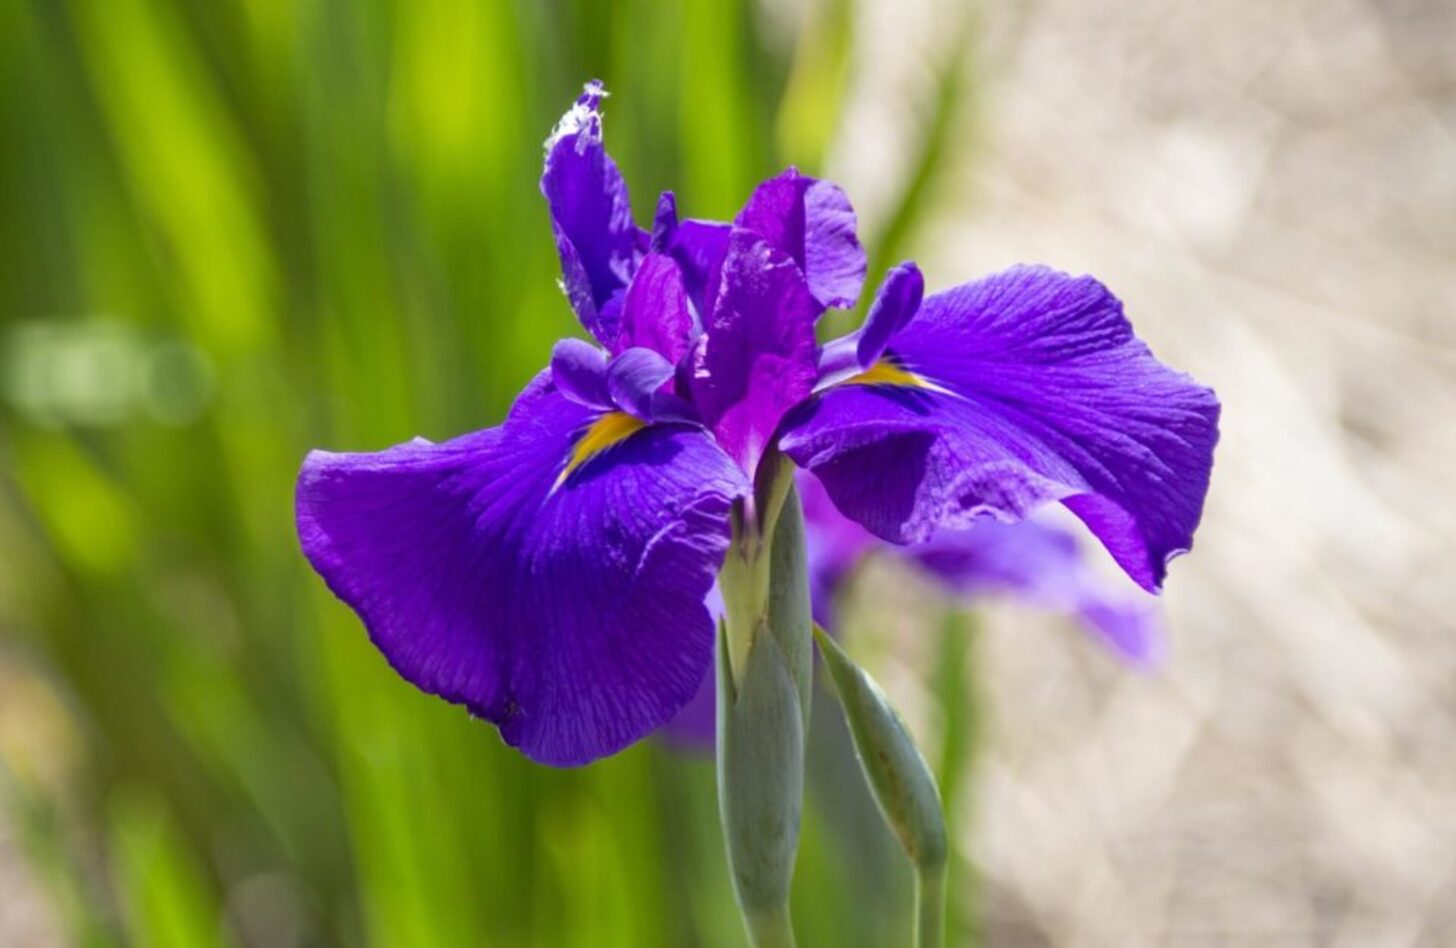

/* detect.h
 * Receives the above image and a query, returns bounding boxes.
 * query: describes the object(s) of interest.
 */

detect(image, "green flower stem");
[914,861,948,948]
[716,455,811,948]
[745,904,799,948]
[719,454,798,683]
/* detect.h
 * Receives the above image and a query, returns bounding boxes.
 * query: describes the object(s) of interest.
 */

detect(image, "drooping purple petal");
[856,263,924,368]
[910,519,1162,665]
[658,583,724,747]
[541,81,646,347]
[606,346,675,421]
[296,372,748,766]
[551,337,612,409]
[619,252,694,362]
[691,230,822,478]
[735,168,866,310]
[780,265,1220,592]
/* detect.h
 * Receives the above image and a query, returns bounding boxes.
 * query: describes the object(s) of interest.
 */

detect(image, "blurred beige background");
[832,0,1456,944]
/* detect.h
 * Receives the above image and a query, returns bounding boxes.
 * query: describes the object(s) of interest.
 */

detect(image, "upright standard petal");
[815,262,925,390]
[735,168,866,310]
[619,252,695,362]
[856,262,924,368]
[650,191,678,251]
[541,81,646,347]
[780,265,1219,591]
[691,230,821,478]
[296,373,747,765]
[666,218,731,322]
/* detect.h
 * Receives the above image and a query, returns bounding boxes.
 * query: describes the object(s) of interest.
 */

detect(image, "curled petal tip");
[580,78,607,103]
[545,81,608,154]
[606,346,676,421]
[550,337,613,409]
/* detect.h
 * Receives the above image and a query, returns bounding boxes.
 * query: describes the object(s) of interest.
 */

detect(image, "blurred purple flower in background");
[798,471,1161,663]
[295,82,1218,767]
[665,472,1162,744]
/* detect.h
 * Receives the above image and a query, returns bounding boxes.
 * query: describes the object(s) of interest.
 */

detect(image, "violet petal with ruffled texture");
[296,372,747,765]
[781,265,1219,592]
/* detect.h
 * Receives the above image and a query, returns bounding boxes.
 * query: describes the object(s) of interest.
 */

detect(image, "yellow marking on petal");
[554,411,647,489]
[843,358,951,393]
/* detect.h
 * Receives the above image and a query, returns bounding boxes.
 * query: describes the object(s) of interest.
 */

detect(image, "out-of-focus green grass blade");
[11,433,138,577]
[314,593,501,948]
[108,786,236,948]
[774,0,855,173]
[680,0,767,218]
[933,613,976,817]
[933,611,983,948]
[68,0,277,359]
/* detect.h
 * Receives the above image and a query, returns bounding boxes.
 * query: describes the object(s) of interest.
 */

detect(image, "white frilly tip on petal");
[544,80,608,154]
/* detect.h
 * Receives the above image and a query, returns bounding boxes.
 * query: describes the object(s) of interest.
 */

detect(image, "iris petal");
[803,467,1160,659]
[296,372,747,765]
[736,168,867,310]
[541,81,646,348]
[555,410,648,487]
[691,230,822,478]
[856,262,924,368]
[780,265,1219,592]
[910,520,1162,665]
[650,191,678,252]
[550,337,612,409]
[667,218,731,322]
[666,168,867,323]
[606,346,676,421]
[619,253,694,362]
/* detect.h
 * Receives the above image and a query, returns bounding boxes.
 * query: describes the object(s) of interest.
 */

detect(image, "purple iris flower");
[295,82,1218,767]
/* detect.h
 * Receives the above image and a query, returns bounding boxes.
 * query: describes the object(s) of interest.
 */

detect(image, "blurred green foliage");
[0,0,975,945]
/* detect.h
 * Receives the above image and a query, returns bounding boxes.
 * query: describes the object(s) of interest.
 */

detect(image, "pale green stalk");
[914,861,948,948]
[716,456,812,948]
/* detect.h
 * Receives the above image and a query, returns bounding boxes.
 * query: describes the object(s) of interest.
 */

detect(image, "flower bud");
[814,626,948,872]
